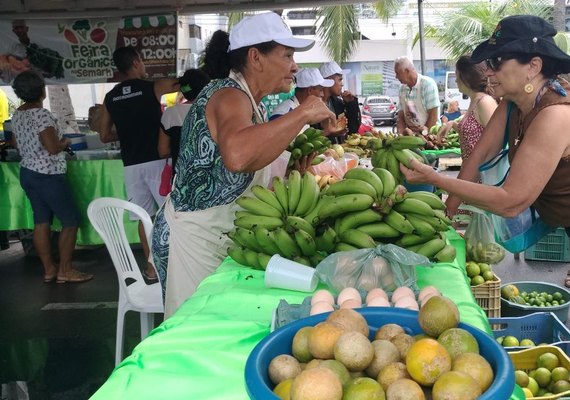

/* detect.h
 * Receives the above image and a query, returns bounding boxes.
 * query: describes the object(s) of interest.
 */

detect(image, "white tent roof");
[0,0,363,19]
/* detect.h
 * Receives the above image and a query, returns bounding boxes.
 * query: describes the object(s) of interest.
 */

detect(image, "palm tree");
[415,0,551,62]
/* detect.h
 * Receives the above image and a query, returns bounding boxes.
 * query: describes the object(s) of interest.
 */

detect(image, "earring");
[524,83,534,93]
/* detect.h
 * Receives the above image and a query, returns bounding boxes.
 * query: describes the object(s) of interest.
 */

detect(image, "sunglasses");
[485,55,516,71]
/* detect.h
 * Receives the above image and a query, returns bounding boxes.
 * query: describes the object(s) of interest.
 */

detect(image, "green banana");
[390,135,427,150]
[315,225,337,253]
[287,170,302,215]
[294,229,317,257]
[372,168,396,197]
[293,256,312,267]
[434,244,456,263]
[356,222,401,239]
[404,214,437,237]
[388,184,408,204]
[236,196,282,218]
[253,226,281,255]
[367,138,384,150]
[227,245,248,266]
[385,151,402,184]
[416,238,447,259]
[392,149,415,169]
[293,133,308,147]
[227,229,243,246]
[339,229,376,249]
[243,248,262,269]
[257,252,272,270]
[235,227,263,252]
[405,243,424,253]
[303,195,329,226]
[396,233,435,247]
[343,168,384,200]
[273,227,301,259]
[326,179,377,199]
[378,197,395,216]
[294,172,320,217]
[371,148,388,169]
[234,211,257,219]
[433,209,453,225]
[272,176,289,212]
[318,194,375,220]
[393,198,435,217]
[309,251,327,267]
[409,213,450,232]
[234,215,284,230]
[407,191,446,210]
[336,209,383,234]
[251,185,285,215]
[286,215,316,238]
[335,242,359,252]
[384,209,414,234]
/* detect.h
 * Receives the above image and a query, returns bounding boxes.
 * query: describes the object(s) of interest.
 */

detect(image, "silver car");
[362,95,397,126]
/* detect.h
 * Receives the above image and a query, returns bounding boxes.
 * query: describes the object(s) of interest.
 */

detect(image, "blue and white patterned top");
[170,78,255,212]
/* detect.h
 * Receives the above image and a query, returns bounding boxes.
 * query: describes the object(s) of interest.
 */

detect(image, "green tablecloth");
[91,230,523,400]
[0,161,139,245]
[421,148,461,157]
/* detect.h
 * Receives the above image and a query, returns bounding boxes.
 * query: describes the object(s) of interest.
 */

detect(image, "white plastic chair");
[87,197,164,365]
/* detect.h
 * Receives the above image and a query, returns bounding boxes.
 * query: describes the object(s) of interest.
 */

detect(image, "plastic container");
[471,273,501,321]
[63,133,87,151]
[524,227,570,263]
[509,345,570,399]
[489,312,570,351]
[264,255,318,292]
[244,308,514,400]
[500,281,570,323]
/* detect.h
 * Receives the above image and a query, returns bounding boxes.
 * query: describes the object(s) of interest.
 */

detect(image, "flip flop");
[43,274,57,283]
[142,270,159,282]
[56,271,94,284]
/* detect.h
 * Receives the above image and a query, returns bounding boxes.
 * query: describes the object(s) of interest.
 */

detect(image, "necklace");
[514,79,551,147]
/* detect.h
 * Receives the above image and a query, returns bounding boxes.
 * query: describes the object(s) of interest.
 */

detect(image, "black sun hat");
[471,15,570,70]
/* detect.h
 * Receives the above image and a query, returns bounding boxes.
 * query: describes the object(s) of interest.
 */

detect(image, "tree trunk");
[553,0,566,32]
[47,85,79,133]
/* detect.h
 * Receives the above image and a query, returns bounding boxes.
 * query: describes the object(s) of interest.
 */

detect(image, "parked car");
[361,95,397,126]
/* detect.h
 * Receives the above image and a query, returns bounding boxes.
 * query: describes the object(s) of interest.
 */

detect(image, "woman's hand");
[445,195,462,218]
[437,122,452,139]
[400,157,438,184]
[299,96,336,126]
[290,151,317,176]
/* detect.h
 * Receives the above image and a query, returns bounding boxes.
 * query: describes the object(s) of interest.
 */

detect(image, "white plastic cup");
[265,254,318,292]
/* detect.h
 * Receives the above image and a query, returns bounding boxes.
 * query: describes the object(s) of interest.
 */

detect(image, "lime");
[560,299,566,305]
[551,367,570,382]
[502,336,519,347]
[522,387,533,399]
[553,292,563,301]
[466,263,480,278]
[496,336,504,345]
[482,270,495,281]
[343,377,385,400]
[527,376,539,396]
[273,378,293,399]
[520,339,535,347]
[552,379,570,394]
[534,367,551,387]
[538,352,560,371]
[546,294,553,302]
[471,275,485,286]
[515,370,529,387]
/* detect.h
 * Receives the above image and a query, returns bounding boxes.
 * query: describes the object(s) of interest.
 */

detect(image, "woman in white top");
[12,70,93,283]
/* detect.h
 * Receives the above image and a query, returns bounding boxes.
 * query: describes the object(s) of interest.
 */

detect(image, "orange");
[405,338,451,386]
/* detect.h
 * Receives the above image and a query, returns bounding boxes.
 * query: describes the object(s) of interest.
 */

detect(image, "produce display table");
[0,160,138,245]
[91,230,523,400]
[421,148,461,157]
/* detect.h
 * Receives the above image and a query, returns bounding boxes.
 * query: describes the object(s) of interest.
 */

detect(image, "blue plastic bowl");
[245,308,514,399]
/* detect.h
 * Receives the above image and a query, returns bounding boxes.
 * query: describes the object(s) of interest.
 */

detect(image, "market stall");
[0,157,139,245]
[90,229,524,400]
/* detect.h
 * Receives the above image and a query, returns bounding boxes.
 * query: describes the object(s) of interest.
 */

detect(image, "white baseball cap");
[229,12,315,52]
[295,68,334,88]
[319,61,351,78]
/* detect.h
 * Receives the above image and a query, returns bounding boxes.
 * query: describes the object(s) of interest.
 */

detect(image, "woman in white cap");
[152,12,335,316]
[400,15,570,273]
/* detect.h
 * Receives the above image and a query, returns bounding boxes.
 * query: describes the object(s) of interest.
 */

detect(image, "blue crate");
[524,227,570,262]
[489,312,570,351]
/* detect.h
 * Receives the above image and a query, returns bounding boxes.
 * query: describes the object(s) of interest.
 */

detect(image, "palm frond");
[316,5,359,64]
[372,0,403,23]
[227,12,245,30]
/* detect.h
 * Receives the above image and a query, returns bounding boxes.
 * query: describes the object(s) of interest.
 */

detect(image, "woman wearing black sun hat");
[399,15,570,284]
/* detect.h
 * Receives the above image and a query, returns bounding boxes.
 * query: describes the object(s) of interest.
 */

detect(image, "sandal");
[56,270,94,284]
[43,274,57,283]
[142,269,159,282]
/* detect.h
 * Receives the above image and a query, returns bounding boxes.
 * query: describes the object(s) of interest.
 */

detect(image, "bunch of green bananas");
[442,129,460,149]
[311,167,456,263]
[286,127,331,167]
[370,135,427,184]
[227,171,327,270]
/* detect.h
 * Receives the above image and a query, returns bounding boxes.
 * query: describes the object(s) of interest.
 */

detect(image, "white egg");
[366,288,389,304]
[311,289,335,306]
[391,286,416,304]
[394,296,419,311]
[340,298,361,309]
[310,301,335,315]
[418,286,441,302]
[366,296,391,307]
[337,287,361,306]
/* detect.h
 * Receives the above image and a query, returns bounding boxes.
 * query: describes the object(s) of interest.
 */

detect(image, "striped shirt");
[399,73,440,127]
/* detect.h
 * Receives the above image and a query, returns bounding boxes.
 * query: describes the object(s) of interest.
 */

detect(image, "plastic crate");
[488,312,570,351]
[524,227,570,262]
[509,345,570,399]
[471,273,501,320]
[500,281,570,323]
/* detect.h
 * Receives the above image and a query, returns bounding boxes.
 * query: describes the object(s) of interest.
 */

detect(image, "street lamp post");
[418,0,426,74]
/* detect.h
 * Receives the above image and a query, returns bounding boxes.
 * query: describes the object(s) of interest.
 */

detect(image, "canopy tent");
[0,0,363,19]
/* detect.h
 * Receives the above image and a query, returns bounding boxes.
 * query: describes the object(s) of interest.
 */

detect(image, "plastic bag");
[267,150,291,189]
[159,159,173,196]
[462,205,505,264]
[308,154,356,181]
[315,244,431,295]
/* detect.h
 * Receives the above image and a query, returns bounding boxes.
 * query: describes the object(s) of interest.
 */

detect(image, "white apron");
[163,71,272,317]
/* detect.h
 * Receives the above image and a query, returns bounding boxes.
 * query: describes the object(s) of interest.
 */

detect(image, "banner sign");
[0,15,177,85]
